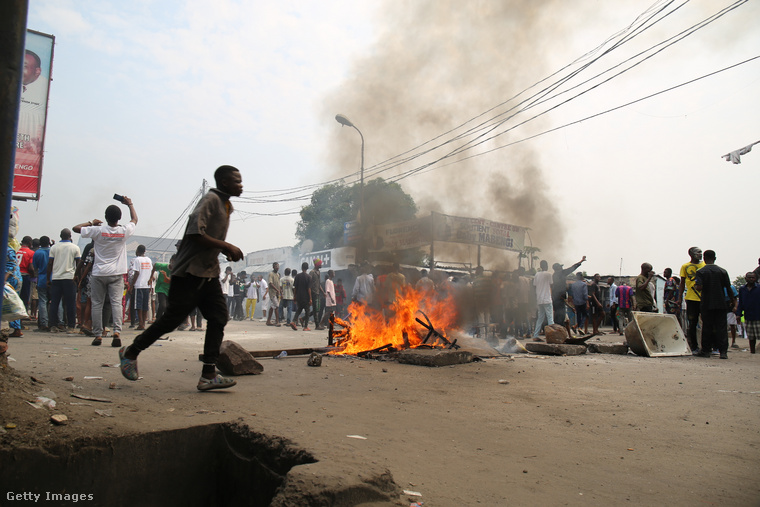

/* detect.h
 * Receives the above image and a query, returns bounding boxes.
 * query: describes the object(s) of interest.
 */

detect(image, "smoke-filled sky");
[18,0,760,279]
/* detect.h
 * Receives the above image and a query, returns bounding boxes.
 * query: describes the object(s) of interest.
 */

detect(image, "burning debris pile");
[328,287,461,357]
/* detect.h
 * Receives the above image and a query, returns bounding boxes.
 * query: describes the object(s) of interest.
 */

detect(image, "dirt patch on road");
[1,323,759,506]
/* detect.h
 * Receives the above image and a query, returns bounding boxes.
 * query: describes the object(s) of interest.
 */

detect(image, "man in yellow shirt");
[678,247,705,354]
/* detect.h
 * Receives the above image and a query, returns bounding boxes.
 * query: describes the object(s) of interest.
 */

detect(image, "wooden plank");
[247,347,342,358]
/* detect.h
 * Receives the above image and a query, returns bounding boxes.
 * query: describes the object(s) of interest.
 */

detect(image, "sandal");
[197,374,236,391]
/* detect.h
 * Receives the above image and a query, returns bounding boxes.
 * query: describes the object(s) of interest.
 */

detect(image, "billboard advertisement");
[14,30,55,199]
[432,212,526,253]
[367,216,432,252]
[367,212,527,253]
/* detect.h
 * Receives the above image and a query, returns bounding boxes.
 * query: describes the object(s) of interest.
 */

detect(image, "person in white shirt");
[73,197,138,348]
[258,275,268,321]
[46,228,81,333]
[532,260,554,339]
[322,270,337,327]
[220,266,233,316]
[607,276,619,334]
[129,245,153,331]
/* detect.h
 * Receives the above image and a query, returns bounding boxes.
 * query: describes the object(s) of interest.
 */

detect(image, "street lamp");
[335,114,365,224]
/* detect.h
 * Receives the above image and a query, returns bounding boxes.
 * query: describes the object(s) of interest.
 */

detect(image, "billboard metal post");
[0,0,30,317]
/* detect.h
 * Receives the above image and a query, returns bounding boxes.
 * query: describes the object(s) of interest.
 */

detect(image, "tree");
[296,178,418,253]
[522,246,541,272]
[517,251,527,270]
[733,275,746,290]
[295,183,353,251]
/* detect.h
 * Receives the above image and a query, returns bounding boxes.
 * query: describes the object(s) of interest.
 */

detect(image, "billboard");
[431,212,526,253]
[367,212,527,253]
[367,216,432,252]
[14,30,55,199]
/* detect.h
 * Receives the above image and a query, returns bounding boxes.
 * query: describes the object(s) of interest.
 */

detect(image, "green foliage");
[295,178,418,252]
[733,275,746,290]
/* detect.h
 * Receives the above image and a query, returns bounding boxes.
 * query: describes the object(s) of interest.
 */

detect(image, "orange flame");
[332,286,459,355]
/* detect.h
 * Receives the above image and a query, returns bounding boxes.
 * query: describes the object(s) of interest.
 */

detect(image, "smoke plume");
[323,0,566,270]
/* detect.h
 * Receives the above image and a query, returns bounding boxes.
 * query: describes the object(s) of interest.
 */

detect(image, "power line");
[398,54,760,180]
[388,0,749,182]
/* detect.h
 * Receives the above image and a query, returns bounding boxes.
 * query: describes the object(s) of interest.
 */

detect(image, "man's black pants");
[686,300,701,351]
[701,308,728,354]
[132,275,227,364]
[293,300,311,329]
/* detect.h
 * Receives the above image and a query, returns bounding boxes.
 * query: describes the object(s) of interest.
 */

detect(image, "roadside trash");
[84,376,103,380]
[109,382,116,389]
[346,435,367,440]
[275,351,287,359]
[498,379,509,384]
[27,397,56,409]
[500,337,528,354]
[50,414,68,425]
[2,282,28,321]
[403,490,422,497]
[4,423,16,429]
[625,312,689,357]
[70,394,112,403]
[63,376,74,381]
[35,389,57,399]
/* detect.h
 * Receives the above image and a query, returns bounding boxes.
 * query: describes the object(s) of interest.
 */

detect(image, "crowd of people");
[243,248,758,362]
[2,161,758,382]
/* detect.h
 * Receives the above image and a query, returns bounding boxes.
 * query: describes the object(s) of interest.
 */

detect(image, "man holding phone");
[635,262,657,313]
[73,195,138,347]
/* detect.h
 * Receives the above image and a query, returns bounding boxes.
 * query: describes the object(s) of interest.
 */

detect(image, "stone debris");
[307,352,322,367]
[397,348,474,367]
[544,324,570,344]
[524,343,587,356]
[216,340,264,376]
[587,343,629,355]
[50,414,68,425]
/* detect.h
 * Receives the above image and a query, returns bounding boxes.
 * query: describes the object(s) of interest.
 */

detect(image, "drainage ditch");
[1,422,316,506]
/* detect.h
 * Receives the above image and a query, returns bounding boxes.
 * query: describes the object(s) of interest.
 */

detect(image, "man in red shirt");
[16,236,36,313]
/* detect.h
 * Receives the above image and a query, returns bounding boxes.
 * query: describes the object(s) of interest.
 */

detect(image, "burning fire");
[331,286,459,355]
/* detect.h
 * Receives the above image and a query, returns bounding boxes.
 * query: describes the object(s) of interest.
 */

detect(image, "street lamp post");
[335,114,365,224]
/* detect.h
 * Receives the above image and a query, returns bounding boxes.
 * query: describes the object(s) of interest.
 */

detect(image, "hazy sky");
[18,0,760,279]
